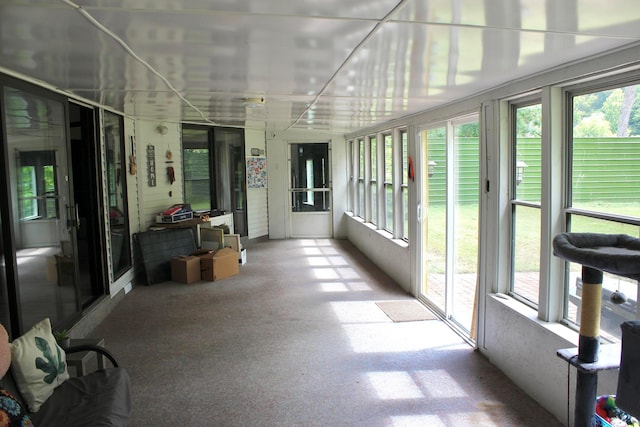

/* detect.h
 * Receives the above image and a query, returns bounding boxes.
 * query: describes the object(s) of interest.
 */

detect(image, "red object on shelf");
[162,205,183,216]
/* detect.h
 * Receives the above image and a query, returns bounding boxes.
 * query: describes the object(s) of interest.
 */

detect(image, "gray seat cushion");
[30,367,131,427]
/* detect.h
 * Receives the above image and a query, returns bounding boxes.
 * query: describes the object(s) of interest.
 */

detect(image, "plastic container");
[596,414,613,427]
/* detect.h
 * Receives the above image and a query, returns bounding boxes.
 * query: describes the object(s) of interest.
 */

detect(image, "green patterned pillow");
[9,318,69,412]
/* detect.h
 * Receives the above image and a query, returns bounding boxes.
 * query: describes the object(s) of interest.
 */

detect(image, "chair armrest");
[65,344,120,368]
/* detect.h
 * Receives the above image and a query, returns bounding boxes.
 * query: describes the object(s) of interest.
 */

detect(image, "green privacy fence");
[426,137,479,205]
[426,137,640,205]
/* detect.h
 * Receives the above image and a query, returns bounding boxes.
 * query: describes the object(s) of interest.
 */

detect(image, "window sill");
[346,213,409,249]
[489,293,579,345]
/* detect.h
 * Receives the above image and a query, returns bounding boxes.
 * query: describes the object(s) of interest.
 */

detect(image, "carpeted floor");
[90,238,563,426]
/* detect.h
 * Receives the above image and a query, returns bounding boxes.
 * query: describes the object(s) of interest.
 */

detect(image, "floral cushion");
[9,319,69,412]
[0,387,32,426]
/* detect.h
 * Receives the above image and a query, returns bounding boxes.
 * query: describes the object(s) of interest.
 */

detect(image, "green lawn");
[425,203,640,274]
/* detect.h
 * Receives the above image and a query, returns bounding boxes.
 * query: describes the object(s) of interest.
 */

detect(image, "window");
[369,135,377,225]
[401,130,408,240]
[350,128,409,238]
[564,83,640,341]
[383,133,394,233]
[357,138,365,218]
[17,151,58,220]
[511,103,542,306]
[348,140,354,212]
[182,128,212,211]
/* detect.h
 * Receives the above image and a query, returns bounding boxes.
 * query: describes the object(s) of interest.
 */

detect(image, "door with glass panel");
[418,117,480,336]
[3,85,80,331]
[289,142,332,238]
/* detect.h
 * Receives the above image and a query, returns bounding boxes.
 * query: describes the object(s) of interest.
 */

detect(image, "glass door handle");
[66,204,80,230]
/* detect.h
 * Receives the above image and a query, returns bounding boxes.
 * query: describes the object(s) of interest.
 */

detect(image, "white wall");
[331,136,348,239]
[245,128,269,239]
[134,120,184,230]
[266,132,288,239]
[482,295,618,424]
[346,215,411,293]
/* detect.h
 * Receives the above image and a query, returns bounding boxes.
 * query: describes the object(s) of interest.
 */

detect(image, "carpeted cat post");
[553,233,640,427]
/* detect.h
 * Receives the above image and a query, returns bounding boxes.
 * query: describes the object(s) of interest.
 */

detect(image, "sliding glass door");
[1,80,107,335]
[418,116,480,337]
[182,125,248,236]
[4,85,80,331]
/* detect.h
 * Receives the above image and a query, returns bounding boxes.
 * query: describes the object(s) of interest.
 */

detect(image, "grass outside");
[426,203,640,274]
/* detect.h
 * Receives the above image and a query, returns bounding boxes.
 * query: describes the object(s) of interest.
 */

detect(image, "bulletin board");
[247,157,267,188]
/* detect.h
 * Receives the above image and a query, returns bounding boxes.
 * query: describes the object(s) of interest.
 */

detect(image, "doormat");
[375,300,437,322]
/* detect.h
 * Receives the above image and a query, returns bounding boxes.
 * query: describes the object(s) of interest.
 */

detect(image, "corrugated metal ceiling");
[1,0,639,133]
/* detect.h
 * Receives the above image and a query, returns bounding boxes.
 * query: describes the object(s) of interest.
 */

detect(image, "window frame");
[400,129,409,241]
[347,139,354,213]
[383,132,394,234]
[357,138,365,219]
[560,79,640,339]
[182,128,214,212]
[509,99,543,308]
[368,134,377,225]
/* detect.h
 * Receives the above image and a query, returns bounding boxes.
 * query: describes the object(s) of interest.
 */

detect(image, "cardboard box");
[171,255,201,284]
[199,248,239,281]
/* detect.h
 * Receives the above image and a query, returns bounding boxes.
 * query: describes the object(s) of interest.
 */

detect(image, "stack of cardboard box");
[170,227,245,284]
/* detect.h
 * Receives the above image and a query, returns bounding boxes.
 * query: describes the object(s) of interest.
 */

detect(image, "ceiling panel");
[1,0,639,133]
[75,0,403,20]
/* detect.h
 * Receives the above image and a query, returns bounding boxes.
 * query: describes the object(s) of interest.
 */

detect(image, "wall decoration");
[247,157,267,188]
[147,145,156,187]
[129,135,137,175]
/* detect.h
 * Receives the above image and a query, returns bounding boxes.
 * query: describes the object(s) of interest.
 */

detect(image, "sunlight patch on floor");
[341,322,468,353]
[329,301,389,324]
[312,267,340,280]
[366,371,424,399]
[307,256,330,266]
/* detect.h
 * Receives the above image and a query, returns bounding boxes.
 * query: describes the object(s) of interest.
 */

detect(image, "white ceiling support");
[286,0,411,131]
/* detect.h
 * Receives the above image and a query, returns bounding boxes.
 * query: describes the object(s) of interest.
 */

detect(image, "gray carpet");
[90,238,562,427]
